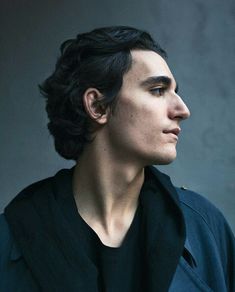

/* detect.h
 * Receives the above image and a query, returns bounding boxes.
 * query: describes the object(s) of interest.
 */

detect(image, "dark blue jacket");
[0,187,234,291]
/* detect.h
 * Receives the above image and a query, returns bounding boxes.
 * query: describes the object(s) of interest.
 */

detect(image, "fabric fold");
[5,166,186,292]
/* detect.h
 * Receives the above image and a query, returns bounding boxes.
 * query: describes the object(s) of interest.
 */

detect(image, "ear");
[83,88,110,124]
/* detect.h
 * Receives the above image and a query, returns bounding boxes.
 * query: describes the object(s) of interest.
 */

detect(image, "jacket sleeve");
[0,213,14,290]
[209,207,235,292]
[178,188,235,292]
[0,214,12,266]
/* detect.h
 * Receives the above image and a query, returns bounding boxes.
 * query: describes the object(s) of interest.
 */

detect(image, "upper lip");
[163,127,181,136]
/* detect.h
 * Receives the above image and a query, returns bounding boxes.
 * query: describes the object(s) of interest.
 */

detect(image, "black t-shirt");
[80,202,146,292]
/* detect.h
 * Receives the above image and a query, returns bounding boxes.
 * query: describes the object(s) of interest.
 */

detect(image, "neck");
[72,141,145,244]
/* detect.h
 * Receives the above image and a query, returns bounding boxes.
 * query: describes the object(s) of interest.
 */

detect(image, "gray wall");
[1,0,235,233]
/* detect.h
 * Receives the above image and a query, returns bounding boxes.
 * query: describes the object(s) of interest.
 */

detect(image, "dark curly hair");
[39,26,167,161]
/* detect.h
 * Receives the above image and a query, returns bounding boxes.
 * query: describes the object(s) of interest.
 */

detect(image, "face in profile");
[105,50,190,166]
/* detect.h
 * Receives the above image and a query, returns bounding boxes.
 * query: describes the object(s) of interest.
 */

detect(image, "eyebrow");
[140,76,179,93]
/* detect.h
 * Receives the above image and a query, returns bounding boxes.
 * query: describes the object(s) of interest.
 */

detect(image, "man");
[0,26,234,291]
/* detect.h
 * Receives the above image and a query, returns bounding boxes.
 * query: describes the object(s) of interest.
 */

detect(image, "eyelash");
[150,87,166,96]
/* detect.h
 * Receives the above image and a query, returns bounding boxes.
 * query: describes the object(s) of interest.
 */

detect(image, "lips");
[163,127,181,137]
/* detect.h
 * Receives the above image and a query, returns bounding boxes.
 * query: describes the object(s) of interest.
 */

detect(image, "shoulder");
[176,187,222,220]
[176,187,234,242]
[10,176,54,203]
[175,187,235,289]
[0,176,55,262]
[176,187,235,267]
[176,187,232,233]
[6,168,73,207]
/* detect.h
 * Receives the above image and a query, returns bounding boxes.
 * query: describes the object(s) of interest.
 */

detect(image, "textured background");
[1,0,235,232]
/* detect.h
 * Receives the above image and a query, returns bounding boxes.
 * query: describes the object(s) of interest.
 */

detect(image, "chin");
[151,149,177,165]
[157,158,176,165]
[154,157,176,165]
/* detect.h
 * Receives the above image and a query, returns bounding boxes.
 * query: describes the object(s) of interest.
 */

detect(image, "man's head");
[40,26,168,161]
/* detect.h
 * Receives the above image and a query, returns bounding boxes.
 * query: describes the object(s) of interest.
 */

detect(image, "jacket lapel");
[148,167,214,292]
[170,258,213,292]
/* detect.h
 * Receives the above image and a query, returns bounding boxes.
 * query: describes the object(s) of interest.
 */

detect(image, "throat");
[84,205,139,248]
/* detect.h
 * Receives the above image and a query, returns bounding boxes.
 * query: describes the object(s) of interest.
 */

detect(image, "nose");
[169,94,190,121]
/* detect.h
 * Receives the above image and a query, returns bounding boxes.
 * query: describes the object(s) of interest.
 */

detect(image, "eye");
[150,87,166,96]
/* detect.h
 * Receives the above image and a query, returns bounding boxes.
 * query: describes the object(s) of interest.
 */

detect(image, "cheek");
[121,106,150,137]
[122,106,163,146]
[110,95,167,143]
[109,102,144,145]
[124,102,162,129]
[117,98,152,125]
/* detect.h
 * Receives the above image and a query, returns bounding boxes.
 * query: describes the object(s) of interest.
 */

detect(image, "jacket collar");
[10,166,197,268]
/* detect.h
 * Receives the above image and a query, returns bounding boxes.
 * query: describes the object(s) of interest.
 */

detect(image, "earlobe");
[83,88,109,124]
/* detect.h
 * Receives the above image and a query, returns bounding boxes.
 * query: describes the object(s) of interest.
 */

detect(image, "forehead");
[123,50,175,87]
